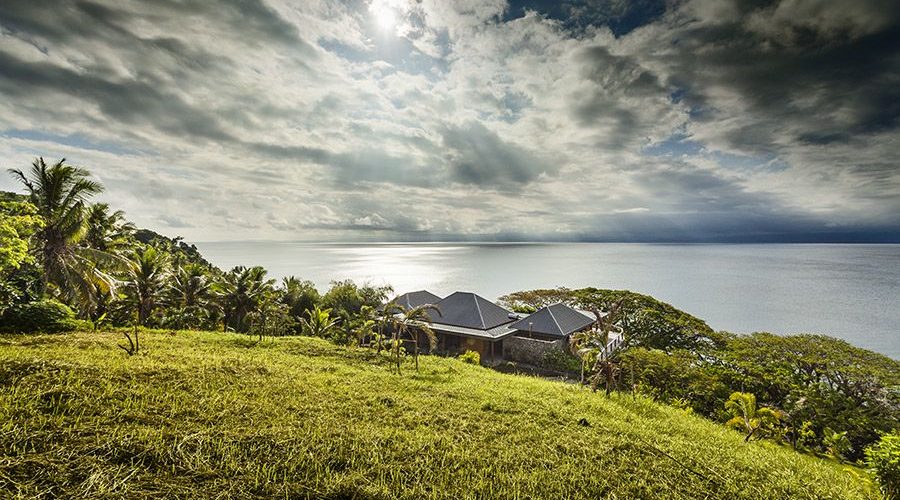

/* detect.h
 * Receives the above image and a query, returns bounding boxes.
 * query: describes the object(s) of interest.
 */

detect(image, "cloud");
[440,121,555,188]
[0,0,897,242]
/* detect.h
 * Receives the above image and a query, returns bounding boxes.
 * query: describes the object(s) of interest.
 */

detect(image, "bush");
[459,350,480,365]
[541,348,581,373]
[0,299,90,333]
[866,431,900,499]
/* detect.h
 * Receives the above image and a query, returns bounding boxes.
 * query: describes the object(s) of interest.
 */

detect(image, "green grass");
[0,330,878,499]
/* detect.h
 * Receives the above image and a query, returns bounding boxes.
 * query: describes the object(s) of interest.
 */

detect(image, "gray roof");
[429,291,516,330]
[430,322,518,341]
[510,303,595,337]
[391,290,442,311]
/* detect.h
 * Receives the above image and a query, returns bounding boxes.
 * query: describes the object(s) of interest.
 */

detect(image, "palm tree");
[122,246,169,326]
[84,203,135,253]
[352,304,378,346]
[300,306,339,338]
[166,263,216,329]
[7,158,118,312]
[116,245,168,355]
[725,392,781,442]
[393,304,440,373]
[82,203,135,322]
[171,263,213,307]
[569,299,624,395]
[248,299,292,342]
[217,266,274,333]
[377,301,403,354]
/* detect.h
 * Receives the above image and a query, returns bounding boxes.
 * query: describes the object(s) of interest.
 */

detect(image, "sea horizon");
[193,240,900,245]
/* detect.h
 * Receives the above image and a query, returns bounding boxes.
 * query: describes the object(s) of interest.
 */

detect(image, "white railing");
[599,330,624,361]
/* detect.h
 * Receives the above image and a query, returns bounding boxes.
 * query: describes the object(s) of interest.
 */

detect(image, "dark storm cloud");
[573,210,899,243]
[0,50,237,143]
[656,2,900,151]
[571,44,671,147]
[0,0,321,148]
[1,0,316,55]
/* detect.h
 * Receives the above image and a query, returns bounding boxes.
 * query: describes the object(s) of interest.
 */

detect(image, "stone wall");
[503,334,565,365]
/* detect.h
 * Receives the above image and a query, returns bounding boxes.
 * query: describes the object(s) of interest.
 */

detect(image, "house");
[388,290,596,364]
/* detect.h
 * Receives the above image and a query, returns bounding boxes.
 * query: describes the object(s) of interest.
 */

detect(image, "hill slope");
[0,331,876,499]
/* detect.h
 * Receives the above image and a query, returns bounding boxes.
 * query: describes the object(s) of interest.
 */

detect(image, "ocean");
[194,242,900,359]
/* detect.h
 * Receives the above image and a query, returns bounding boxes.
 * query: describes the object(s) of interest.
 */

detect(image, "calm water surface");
[195,242,900,358]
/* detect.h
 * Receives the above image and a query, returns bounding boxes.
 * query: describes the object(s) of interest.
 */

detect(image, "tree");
[568,298,622,395]
[321,280,366,324]
[300,306,339,339]
[279,276,320,332]
[321,279,392,327]
[217,266,274,333]
[171,263,214,308]
[376,301,403,354]
[715,332,900,460]
[84,203,135,253]
[724,392,781,442]
[503,287,719,352]
[865,431,900,500]
[165,263,217,330]
[0,201,43,313]
[0,201,42,274]
[7,158,119,313]
[392,304,439,374]
[617,347,728,411]
[116,245,168,356]
[574,288,719,352]
[498,287,574,312]
[352,304,378,346]
[122,246,169,327]
[248,299,293,342]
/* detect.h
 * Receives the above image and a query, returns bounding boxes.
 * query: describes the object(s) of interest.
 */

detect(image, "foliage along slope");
[0,330,878,499]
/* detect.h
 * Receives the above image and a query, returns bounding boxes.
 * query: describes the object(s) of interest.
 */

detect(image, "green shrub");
[0,299,90,333]
[459,350,480,365]
[866,431,900,499]
[541,348,581,373]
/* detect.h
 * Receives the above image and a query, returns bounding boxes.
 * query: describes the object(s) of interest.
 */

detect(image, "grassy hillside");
[0,331,877,499]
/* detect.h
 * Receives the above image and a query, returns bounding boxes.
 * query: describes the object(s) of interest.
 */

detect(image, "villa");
[390,290,596,364]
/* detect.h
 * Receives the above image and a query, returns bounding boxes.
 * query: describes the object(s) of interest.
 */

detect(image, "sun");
[373,7,396,30]
[369,0,402,32]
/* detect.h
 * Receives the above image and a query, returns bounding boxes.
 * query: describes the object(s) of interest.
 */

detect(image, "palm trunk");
[394,329,401,374]
[414,333,419,372]
[377,323,383,353]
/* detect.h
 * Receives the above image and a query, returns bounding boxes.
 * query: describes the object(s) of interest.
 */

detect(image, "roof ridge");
[473,295,485,329]
[546,305,564,335]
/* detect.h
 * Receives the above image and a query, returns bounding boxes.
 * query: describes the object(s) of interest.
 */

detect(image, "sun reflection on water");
[329,245,465,293]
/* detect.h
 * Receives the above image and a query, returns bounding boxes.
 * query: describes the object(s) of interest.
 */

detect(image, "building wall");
[435,333,506,363]
[460,337,490,359]
[503,335,566,365]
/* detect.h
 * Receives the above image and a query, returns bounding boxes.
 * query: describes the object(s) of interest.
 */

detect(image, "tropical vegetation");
[498,287,900,470]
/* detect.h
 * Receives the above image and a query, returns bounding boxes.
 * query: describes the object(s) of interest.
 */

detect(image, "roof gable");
[511,303,594,337]
[391,290,442,310]
[429,292,515,330]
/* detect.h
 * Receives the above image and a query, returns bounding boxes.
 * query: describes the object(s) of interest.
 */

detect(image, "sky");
[0,0,898,242]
